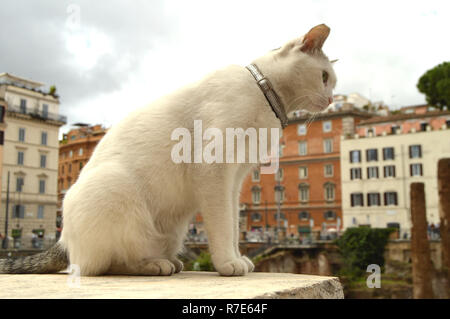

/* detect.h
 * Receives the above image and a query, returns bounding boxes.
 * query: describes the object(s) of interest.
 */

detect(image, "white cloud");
[48,0,450,133]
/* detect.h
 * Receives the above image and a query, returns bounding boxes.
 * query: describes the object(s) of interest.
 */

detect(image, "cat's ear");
[300,24,330,53]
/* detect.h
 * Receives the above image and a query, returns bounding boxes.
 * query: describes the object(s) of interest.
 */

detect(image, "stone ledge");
[0,271,344,299]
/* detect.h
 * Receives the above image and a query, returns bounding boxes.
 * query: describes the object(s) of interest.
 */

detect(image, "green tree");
[417,61,450,110]
[335,227,394,280]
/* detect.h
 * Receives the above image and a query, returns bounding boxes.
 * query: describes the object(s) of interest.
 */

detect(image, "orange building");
[57,124,107,237]
[239,106,373,240]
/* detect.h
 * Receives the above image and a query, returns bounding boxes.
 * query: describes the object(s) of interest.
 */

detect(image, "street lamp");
[274,182,283,243]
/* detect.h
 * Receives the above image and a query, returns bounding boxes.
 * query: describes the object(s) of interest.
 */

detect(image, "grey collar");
[246,63,288,129]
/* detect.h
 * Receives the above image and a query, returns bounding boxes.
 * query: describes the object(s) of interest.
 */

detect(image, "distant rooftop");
[358,109,450,126]
[0,72,44,89]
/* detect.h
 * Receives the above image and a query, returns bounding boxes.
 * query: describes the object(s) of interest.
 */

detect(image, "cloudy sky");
[1,0,449,134]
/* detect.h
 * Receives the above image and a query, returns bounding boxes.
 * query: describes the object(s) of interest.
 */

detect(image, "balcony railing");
[7,104,67,123]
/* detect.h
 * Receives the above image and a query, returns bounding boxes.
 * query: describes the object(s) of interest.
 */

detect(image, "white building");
[0,73,66,249]
[340,124,450,238]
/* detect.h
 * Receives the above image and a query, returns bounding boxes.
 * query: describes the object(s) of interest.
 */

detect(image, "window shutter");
[351,194,354,207]
[384,192,387,205]
[367,194,371,207]
[360,193,364,206]
[419,146,422,158]
[377,193,380,205]
[393,166,396,177]
[394,193,398,205]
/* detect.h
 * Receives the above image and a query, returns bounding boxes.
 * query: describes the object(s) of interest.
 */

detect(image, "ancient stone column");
[437,159,450,288]
[410,182,434,299]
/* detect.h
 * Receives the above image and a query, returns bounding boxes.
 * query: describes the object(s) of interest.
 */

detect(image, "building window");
[324,164,333,177]
[323,138,333,153]
[42,104,49,118]
[79,162,83,170]
[323,121,332,132]
[366,149,378,161]
[275,168,283,182]
[324,211,336,220]
[384,165,396,178]
[68,164,72,173]
[367,166,379,179]
[13,205,25,218]
[391,125,400,134]
[252,169,260,182]
[251,212,262,222]
[384,192,398,206]
[298,141,307,156]
[20,99,27,113]
[324,183,335,202]
[40,155,47,168]
[37,205,44,219]
[383,147,395,160]
[351,193,364,207]
[410,163,423,177]
[16,177,24,192]
[79,148,84,156]
[298,211,310,220]
[409,145,422,158]
[297,124,307,136]
[252,186,261,204]
[0,131,3,145]
[61,165,65,174]
[39,180,46,194]
[299,166,308,179]
[298,184,309,202]
[41,132,48,145]
[69,150,73,157]
[350,168,362,180]
[18,128,25,142]
[0,105,5,123]
[420,122,429,131]
[350,150,361,163]
[17,151,24,165]
[367,193,381,206]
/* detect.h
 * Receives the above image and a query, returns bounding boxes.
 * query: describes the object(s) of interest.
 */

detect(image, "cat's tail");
[0,242,69,274]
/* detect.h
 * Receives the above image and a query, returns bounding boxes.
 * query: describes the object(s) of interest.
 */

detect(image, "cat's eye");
[322,71,329,84]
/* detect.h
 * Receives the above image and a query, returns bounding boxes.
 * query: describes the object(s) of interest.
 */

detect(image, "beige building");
[0,73,66,249]
[341,123,450,238]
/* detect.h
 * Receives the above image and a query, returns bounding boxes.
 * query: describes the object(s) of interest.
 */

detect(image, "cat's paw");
[143,259,176,276]
[170,258,184,273]
[216,258,248,276]
[240,256,255,273]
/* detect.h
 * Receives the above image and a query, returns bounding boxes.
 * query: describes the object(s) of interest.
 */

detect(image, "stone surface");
[0,271,344,299]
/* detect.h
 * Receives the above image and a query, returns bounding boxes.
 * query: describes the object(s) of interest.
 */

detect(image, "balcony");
[7,104,67,124]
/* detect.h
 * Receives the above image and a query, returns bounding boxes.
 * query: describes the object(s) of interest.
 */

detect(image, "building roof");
[358,109,450,126]
[0,72,44,89]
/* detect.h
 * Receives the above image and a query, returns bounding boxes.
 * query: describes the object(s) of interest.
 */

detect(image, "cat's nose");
[328,97,333,105]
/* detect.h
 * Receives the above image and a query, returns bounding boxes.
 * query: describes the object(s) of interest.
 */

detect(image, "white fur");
[59,25,336,276]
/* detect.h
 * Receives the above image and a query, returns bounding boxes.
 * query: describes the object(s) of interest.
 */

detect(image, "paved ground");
[0,271,344,299]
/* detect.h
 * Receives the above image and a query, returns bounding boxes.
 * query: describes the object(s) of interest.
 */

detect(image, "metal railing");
[7,104,67,123]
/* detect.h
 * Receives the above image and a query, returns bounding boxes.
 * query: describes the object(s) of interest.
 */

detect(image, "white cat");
[0,24,336,276]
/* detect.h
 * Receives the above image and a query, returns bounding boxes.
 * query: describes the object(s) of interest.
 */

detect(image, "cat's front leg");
[201,185,249,276]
